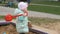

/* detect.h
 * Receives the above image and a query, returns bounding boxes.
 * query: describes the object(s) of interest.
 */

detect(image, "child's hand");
[22,8,28,16]
[23,14,26,16]
[23,13,28,16]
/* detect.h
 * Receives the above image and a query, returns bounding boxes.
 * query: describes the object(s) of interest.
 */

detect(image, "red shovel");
[5,14,13,21]
[5,14,23,21]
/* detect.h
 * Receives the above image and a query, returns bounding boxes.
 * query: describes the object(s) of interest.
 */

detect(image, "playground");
[0,6,59,34]
[0,0,60,34]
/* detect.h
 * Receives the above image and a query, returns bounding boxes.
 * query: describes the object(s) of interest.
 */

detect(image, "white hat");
[18,2,28,10]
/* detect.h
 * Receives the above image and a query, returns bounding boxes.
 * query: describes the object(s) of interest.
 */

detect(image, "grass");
[31,1,60,6]
[0,16,5,19]
[28,5,60,15]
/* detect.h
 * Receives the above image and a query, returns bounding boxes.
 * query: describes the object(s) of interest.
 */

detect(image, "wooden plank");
[29,28,48,34]
[31,25,58,34]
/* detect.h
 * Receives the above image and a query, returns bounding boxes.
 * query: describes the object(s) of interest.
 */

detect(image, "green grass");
[31,1,60,6]
[0,16,4,18]
[0,16,5,20]
[28,5,60,15]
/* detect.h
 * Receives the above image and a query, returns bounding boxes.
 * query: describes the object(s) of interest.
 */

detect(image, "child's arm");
[14,14,23,18]
[14,9,24,18]
[14,9,28,18]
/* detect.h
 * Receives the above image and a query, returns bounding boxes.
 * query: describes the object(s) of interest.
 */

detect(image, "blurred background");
[0,0,60,34]
[1,0,60,15]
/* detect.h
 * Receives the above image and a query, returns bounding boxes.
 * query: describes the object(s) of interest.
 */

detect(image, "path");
[0,6,60,19]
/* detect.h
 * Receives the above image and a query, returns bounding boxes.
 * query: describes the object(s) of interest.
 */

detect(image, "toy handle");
[13,14,23,18]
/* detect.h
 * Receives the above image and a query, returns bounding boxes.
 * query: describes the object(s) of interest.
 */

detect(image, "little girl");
[14,0,29,34]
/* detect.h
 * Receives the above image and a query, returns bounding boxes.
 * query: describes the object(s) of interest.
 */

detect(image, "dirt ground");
[45,22,60,34]
[29,17,60,34]
[35,22,60,34]
[0,18,60,34]
[0,24,18,34]
[0,24,35,34]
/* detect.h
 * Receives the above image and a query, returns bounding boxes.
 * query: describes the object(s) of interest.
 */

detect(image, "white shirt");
[18,2,28,10]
